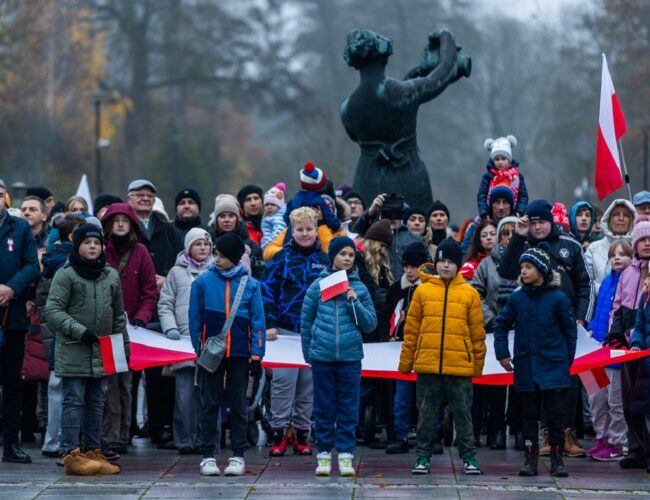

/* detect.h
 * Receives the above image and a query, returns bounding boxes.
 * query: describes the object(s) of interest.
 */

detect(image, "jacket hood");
[101,203,142,239]
[601,199,636,240]
[569,201,595,241]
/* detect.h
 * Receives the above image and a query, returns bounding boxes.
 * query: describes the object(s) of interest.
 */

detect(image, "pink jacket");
[610,257,648,327]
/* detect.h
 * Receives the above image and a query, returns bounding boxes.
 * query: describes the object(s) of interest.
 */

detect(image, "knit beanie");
[489,185,515,208]
[365,219,393,246]
[175,188,202,211]
[403,207,426,224]
[632,215,650,254]
[300,161,326,191]
[525,199,554,223]
[264,183,286,208]
[94,194,122,217]
[237,184,263,207]
[343,190,366,208]
[184,227,213,254]
[484,135,517,162]
[552,202,570,233]
[496,216,519,237]
[73,223,104,252]
[214,232,245,264]
[328,235,356,264]
[519,242,552,278]
[214,194,241,217]
[427,200,450,220]
[434,239,463,268]
[402,242,429,267]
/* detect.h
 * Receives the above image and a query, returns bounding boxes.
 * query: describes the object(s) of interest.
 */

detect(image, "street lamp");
[87,90,110,194]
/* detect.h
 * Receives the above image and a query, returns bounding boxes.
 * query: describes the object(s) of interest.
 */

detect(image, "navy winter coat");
[494,273,577,392]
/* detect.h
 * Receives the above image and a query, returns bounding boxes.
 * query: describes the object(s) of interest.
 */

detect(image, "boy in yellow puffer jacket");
[399,239,486,475]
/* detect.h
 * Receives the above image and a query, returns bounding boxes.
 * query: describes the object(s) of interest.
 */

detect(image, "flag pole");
[617,139,633,201]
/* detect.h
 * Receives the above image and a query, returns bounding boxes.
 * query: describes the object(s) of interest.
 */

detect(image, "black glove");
[81,329,99,346]
[604,333,628,349]
[134,319,146,328]
[249,359,262,378]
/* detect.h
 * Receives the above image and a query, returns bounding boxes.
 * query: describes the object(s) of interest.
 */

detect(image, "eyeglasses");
[500,230,514,237]
[348,200,363,207]
[130,193,155,200]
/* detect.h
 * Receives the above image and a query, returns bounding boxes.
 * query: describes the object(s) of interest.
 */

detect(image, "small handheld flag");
[319,270,349,302]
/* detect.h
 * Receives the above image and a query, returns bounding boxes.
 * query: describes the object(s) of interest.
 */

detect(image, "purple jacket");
[608,257,648,345]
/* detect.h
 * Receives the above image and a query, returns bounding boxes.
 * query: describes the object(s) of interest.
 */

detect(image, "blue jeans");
[394,380,415,440]
[311,360,361,454]
[61,376,108,453]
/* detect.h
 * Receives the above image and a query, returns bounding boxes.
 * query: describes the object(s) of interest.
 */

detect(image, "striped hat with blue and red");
[300,161,326,191]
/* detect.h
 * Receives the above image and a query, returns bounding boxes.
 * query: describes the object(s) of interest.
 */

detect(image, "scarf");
[430,229,449,246]
[69,251,107,281]
[180,250,211,270]
[175,216,202,231]
[219,263,244,279]
[244,214,262,231]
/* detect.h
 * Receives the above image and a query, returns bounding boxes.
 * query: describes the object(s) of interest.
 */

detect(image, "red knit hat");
[300,161,326,191]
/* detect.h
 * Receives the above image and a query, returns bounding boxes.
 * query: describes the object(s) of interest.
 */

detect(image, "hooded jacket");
[585,199,636,293]
[569,201,600,246]
[398,264,486,377]
[494,272,577,392]
[606,256,648,347]
[102,203,158,326]
[300,267,377,364]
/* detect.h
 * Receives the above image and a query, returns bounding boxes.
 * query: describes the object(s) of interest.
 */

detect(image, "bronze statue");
[341,29,471,209]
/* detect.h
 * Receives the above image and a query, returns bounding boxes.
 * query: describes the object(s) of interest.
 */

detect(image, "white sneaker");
[315,451,332,476]
[338,452,355,477]
[224,456,245,476]
[200,458,220,476]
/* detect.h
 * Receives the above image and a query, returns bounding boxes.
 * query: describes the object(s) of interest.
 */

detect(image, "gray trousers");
[270,367,313,430]
[589,367,627,447]
[42,372,62,453]
[103,371,132,443]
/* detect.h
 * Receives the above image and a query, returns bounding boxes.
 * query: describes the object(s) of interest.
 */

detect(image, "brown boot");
[539,428,550,456]
[563,428,585,457]
[84,449,121,474]
[63,448,102,476]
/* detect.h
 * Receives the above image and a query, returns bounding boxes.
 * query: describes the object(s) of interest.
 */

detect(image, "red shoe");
[292,429,313,455]
[269,429,289,456]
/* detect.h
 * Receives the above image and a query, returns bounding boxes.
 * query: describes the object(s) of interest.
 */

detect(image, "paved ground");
[2,439,650,499]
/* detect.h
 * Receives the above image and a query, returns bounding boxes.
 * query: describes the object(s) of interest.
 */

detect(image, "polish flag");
[319,270,349,302]
[595,54,627,200]
[389,299,404,337]
[127,326,196,371]
[579,366,611,397]
[99,334,129,375]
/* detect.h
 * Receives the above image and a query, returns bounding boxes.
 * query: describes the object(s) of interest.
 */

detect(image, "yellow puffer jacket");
[398,264,486,377]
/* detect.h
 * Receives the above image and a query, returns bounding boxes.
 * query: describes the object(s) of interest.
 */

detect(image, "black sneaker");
[385,438,409,454]
[2,444,32,464]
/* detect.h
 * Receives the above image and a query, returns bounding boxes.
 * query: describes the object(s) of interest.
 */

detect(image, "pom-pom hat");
[484,135,517,162]
[300,161,326,191]
[264,183,286,208]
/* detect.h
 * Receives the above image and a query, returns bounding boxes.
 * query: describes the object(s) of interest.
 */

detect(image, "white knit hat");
[484,135,517,161]
[184,227,213,253]
[264,182,286,208]
[214,194,240,217]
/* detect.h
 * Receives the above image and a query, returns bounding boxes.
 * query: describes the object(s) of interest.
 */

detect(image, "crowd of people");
[2,134,650,480]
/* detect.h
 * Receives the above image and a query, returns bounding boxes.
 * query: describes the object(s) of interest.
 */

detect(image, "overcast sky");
[481,0,579,20]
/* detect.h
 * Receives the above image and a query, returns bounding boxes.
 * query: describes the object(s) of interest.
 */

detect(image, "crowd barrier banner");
[126,325,650,384]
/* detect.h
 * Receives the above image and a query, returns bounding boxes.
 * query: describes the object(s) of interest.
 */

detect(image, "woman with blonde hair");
[65,196,89,214]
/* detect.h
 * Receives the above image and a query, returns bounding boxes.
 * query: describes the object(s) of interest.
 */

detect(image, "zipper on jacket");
[439,281,450,374]
[335,297,340,361]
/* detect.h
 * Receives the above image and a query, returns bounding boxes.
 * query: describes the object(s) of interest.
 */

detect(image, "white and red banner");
[318,270,349,302]
[595,53,627,200]
[389,299,404,337]
[579,366,611,397]
[99,334,129,375]
[126,325,196,371]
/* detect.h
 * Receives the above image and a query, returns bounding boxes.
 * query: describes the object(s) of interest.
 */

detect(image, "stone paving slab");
[2,440,650,498]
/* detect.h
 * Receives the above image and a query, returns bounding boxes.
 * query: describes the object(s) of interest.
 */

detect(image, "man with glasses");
[343,191,366,226]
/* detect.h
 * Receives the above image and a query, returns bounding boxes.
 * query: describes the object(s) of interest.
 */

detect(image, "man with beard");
[174,188,210,239]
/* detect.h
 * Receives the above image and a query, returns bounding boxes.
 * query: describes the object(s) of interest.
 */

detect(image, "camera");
[381,193,405,221]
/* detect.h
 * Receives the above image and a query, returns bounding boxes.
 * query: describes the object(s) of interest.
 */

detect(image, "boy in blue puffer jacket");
[189,232,266,478]
[585,240,632,461]
[301,236,377,477]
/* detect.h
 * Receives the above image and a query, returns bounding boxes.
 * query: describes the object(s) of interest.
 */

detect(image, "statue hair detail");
[343,29,393,69]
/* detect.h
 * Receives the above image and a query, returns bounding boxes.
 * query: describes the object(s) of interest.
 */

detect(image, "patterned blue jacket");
[261,242,328,333]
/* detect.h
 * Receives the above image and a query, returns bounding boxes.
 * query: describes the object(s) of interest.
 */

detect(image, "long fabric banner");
[124,325,650,384]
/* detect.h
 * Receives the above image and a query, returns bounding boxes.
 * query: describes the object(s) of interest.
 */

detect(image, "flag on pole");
[318,270,349,302]
[595,54,627,200]
[99,334,129,375]
[579,366,611,397]
[389,299,404,337]
[76,174,94,214]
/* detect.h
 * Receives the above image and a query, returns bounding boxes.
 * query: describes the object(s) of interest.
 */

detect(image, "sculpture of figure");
[341,29,471,209]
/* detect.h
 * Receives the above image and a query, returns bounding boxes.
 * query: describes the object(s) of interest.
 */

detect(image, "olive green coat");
[45,264,128,377]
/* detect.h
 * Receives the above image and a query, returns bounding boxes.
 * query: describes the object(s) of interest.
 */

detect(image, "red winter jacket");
[102,203,158,326]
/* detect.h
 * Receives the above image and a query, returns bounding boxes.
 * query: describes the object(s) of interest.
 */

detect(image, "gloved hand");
[249,359,262,378]
[166,329,181,341]
[604,334,628,349]
[134,319,146,328]
[81,329,99,346]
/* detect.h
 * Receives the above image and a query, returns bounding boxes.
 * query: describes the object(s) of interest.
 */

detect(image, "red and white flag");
[595,53,627,200]
[579,366,611,397]
[127,326,196,371]
[99,334,129,375]
[319,270,349,302]
[389,299,404,337]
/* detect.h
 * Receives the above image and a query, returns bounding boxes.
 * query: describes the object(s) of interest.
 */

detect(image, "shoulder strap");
[219,275,249,336]
[117,248,133,274]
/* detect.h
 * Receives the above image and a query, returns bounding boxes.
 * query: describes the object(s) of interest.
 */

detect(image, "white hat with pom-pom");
[484,135,517,161]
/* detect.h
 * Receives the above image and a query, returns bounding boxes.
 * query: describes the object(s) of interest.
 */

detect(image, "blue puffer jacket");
[300,267,377,363]
[189,263,265,359]
[262,242,328,333]
[588,270,621,343]
[494,272,577,392]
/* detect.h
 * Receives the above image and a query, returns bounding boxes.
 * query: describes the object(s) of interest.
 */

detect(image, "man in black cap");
[26,187,55,220]
[174,188,210,239]
[237,185,264,245]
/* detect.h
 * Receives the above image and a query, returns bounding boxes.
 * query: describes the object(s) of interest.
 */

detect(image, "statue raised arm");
[340,28,471,209]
